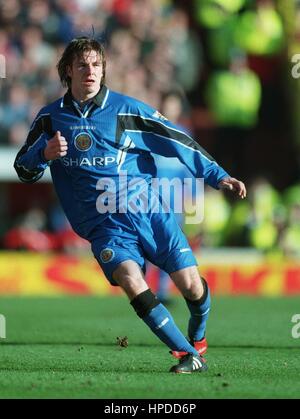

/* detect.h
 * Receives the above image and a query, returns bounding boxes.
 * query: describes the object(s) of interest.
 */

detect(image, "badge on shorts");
[74,132,93,152]
[100,248,115,263]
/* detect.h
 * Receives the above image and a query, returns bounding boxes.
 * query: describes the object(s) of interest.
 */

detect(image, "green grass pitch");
[0,295,300,399]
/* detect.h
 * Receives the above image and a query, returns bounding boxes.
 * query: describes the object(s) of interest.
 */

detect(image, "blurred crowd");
[1,0,300,255]
[0,0,200,146]
[0,0,291,147]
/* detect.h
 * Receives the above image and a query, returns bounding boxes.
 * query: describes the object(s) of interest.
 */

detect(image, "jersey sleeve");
[14,110,53,183]
[116,102,229,189]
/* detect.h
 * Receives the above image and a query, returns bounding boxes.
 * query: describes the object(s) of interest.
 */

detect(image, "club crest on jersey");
[74,132,93,152]
[100,248,115,264]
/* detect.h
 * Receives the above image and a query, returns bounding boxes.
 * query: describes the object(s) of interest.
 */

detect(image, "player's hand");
[43,131,68,161]
[218,177,247,199]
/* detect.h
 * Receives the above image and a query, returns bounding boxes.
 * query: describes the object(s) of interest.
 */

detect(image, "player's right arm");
[14,111,68,183]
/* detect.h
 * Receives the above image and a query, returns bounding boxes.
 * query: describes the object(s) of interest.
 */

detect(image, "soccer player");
[14,37,246,374]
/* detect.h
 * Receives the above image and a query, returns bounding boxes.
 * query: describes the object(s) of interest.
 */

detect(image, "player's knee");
[184,286,201,301]
[181,271,205,300]
[114,272,145,296]
[185,276,208,301]
[112,261,146,297]
[130,289,160,318]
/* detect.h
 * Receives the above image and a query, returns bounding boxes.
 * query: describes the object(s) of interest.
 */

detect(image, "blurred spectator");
[8,122,29,147]
[235,0,284,56]
[206,52,262,128]
[3,207,56,251]
[246,178,282,252]
[199,188,231,248]
[280,184,300,258]
[205,52,262,179]
[3,204,89,253]
[0,84,30,130]
[195,0,246,30]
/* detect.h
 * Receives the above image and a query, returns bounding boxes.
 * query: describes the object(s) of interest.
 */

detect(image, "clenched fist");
[44,131,68,161]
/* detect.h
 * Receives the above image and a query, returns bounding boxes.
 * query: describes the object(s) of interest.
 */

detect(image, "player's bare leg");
[112,260,207,373]
[112,260,148,300]
[170,266,210,357]
[170,266,205,301]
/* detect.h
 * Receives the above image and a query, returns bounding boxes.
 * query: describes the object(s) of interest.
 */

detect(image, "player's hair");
[57,37,106,89]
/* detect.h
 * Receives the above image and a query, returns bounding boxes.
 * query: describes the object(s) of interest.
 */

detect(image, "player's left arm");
[118,102,246,197]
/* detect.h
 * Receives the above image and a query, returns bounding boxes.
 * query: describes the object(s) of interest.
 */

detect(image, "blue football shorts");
[90,210,197,285]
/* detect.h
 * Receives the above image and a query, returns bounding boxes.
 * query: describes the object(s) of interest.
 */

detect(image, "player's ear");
[66,65,72,79]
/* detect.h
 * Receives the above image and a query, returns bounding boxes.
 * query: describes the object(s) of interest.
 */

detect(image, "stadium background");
[0,0,300,297]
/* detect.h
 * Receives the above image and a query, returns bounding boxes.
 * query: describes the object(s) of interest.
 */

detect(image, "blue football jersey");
[14,86,229,240]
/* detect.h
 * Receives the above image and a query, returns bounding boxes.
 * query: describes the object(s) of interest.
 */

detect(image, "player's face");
[67,50,103,100]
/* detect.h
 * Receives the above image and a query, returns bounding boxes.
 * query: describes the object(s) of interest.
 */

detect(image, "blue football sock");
[185,278,211,342]
[142,303,198,356]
